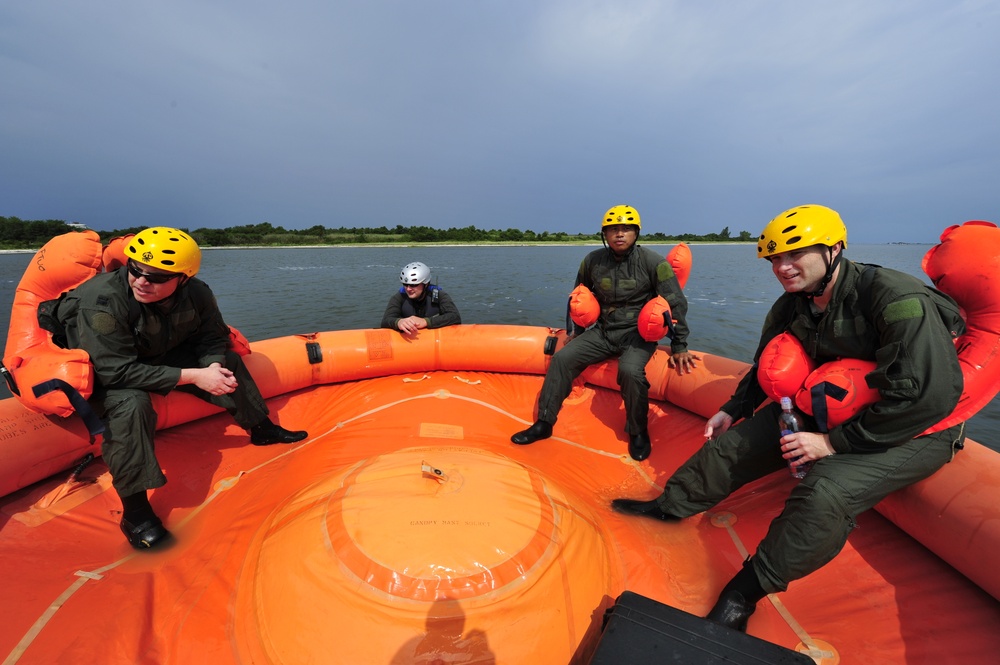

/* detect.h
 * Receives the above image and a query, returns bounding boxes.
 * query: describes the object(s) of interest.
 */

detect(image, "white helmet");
[400,262,431,285]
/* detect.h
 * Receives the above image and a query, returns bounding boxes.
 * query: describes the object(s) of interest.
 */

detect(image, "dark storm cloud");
[1,1,997,242]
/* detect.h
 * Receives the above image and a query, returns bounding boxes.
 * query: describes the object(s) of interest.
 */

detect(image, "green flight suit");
[52,269,269,496]
[536,244,690,435]
[654,259,966,592]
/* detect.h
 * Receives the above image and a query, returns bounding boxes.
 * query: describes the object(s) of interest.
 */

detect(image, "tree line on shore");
[0,216,755,250]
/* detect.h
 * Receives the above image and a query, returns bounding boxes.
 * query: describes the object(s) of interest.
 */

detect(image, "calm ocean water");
[2,243,998,451]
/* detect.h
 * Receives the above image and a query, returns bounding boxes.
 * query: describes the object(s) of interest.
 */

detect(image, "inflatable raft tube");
[1,330,998,664]
[0,325,746,498]
[1,323,999,601]
[1,231,998,662]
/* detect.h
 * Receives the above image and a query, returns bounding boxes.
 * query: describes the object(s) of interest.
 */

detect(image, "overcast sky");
[1,2,997,243]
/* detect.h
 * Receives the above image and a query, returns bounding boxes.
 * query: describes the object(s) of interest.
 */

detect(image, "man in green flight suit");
[511,204,700,461]
[51,227,308,550]
[612,205,966,631]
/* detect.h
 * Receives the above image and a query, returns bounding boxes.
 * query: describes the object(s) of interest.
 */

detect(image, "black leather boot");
[120,515,170,549]
[251,418,308,445]
[705,558,768,632]
[119,490,170,549]
[511,420,553,445]
[628,431,652,460]
[610,498,680,522]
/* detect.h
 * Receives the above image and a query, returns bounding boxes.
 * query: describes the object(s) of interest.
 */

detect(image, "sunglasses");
[127,260,182,284]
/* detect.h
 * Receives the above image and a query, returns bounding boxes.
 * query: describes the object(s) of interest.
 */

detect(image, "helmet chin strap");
[803,246,842,299]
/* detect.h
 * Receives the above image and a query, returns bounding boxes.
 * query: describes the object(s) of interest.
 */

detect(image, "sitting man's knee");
[792,476,853,520]
[548,351,573,374]
[103,388,156,423]
[223,349,244,370]
[617,363,647,385]
[105,388,152,409]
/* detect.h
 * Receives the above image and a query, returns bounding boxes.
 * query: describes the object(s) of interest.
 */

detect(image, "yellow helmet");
[757,205,847,259]
[602,205,641,230]
[125,227,202,277]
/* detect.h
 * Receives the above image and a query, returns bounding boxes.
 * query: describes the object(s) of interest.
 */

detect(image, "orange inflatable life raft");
[1,324,999,664]
[2,225,1000,663]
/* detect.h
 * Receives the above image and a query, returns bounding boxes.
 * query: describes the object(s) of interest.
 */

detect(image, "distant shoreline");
[1,240,932,255]
[1,241,753,254]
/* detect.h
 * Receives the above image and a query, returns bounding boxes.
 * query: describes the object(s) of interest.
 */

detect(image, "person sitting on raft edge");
[45,227,308,550]
[381,261,462,334]
[611,204,967,632]
[510,204,700,461]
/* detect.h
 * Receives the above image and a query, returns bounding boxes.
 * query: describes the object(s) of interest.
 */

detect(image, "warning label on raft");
[419,423,464,439]
[365,329,394,361]
[408,520,492,527]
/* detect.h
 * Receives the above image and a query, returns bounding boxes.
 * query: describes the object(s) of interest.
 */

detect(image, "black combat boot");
[511,420,553,445]
[250,417,308,445]
[610,498,681,522]
[628,431,652,460]
[119,490,170,549]
[705,558,768,632]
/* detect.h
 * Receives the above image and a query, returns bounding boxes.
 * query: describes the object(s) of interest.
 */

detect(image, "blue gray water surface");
[2,243,997,451]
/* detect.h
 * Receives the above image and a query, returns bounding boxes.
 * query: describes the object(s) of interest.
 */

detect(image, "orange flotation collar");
[2,231,105,422]
[568,284,599,328]
[635,243,690,342]
[757,220,1000,434]
[637,296,674,342]
[635,243,692,343]
[666,242,691,290]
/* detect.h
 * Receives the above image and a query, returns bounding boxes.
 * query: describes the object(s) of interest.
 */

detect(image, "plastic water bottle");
[779,397,810,479]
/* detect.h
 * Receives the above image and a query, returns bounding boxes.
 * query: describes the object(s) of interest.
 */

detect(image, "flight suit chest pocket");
[170,308,198,331]
[617,278,638,291]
